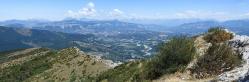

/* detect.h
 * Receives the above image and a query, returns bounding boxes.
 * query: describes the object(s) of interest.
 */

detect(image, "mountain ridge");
[0,47,113,82]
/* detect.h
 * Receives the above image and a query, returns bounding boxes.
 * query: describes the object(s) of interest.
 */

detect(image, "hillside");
[96,28,249,82]
[0,47,111,82]
[1,28,249,82]
[0,26,95,51]
[0,26,166,61]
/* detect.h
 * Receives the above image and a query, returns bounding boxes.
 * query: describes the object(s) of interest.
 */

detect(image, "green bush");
[0,51,56,82]
[96,61,144,82]
[190,44,241,78]
[141,36,196,80]
[204,27,233,43]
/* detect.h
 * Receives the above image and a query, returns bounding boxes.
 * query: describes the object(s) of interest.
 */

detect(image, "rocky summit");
[218,35,249,81]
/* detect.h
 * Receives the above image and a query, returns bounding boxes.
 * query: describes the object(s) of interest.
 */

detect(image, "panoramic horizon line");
[1,17,249,22]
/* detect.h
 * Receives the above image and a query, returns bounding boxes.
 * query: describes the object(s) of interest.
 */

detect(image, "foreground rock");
[217,35,249,81]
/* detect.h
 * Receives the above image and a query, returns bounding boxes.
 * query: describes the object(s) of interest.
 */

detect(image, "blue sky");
[0,0,249,21]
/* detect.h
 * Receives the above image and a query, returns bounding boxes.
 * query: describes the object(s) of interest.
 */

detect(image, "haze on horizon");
[1,0,249,21]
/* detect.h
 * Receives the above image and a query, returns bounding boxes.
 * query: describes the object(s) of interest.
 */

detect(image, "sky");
[1,0,249,21]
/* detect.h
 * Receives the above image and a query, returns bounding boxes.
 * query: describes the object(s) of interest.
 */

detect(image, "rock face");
[217,35,249,81]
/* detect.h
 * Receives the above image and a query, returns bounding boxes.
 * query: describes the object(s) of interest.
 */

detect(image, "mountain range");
[0,25,166,62]
[2,19,249,35]
[1,19,249,62]
[167,19,249,35]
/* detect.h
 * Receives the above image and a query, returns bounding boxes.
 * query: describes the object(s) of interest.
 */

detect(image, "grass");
[0,51,56,82]
[0,48,27,63]
[70,70,77,82]
[97,61,147,82]
[0,47,110,82]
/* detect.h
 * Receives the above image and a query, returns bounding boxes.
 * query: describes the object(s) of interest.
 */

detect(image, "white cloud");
[244,12,249,16]
[110,9,124,16]
[87,2,95,8]
[66,2,96,18]
[174,10,230,21]
[66,4,248,21]
[236,12,249,19]
[175,10,199,18]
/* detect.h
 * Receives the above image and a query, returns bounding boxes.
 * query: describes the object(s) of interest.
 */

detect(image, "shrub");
[0,51,56,82]
[141,36,196,80]
[96,61,144,82]
[191,44,241,78]
[204,27,233,43]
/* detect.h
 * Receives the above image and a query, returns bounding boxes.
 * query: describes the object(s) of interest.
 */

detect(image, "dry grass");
[204,27,233,43]
[153,72,213,82]
[0,48,49,69]
[24,47,110,82]
[0,47,110,82]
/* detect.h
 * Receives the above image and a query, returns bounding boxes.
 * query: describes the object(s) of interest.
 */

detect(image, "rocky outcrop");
[217,35,249,81]
[187,35,211,69]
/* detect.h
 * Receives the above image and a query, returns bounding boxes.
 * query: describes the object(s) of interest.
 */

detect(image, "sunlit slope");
[0,47,110,82]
